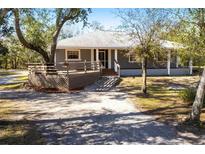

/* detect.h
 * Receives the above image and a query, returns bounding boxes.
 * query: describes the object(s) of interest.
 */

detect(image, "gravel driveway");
[1,88,204,145]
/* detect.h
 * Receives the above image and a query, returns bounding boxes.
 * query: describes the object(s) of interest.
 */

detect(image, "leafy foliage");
[0,9,13,38]
[0,36,42,69]
[166,9,205,66]
[12,8,90,63]
[179,88,197,103]
[0,42,8,56]
[116,9,174,94]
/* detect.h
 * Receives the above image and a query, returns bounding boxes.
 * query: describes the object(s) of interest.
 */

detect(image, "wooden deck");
[28,62,101,91]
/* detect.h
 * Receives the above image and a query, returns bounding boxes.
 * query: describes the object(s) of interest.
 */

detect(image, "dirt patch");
[0,100,44,144]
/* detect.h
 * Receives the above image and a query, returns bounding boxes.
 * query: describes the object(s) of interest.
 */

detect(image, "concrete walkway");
[1,88,204,144]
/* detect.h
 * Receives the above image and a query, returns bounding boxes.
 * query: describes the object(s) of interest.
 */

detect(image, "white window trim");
[128,53,137,63]
[65,49,81,61]
[154,53,167,62]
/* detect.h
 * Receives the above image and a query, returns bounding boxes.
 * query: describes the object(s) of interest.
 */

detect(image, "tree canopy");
[116,8,174,94]
[11,8,91,63]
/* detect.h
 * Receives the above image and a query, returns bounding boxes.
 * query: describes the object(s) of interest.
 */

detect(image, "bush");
[179,88,205,106]
[179,88,196,103]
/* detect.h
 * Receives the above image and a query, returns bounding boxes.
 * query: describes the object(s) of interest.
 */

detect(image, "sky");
[88,8,121,29]
[64,8,122,34]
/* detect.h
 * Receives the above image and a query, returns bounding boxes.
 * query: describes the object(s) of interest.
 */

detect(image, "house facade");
[55,31,192,76]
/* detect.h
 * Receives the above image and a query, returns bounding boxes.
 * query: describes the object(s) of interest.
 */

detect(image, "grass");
[0,70,28,90]
[0,71,16,78]
[0,83,23,90]
[0,100,44,144]
[118,75,205,123]
[0,70,43,144]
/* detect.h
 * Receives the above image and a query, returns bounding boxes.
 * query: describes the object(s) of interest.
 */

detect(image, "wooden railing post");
[66,62,69,90]
[84,60,87,73]
[92,62,95,71]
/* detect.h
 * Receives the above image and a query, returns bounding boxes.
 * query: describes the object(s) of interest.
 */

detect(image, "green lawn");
[0,70,28,90]
[118,75,205,123]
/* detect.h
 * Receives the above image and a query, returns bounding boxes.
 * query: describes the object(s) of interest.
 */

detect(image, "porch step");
[85,76,120,92]
[101,69,118,76]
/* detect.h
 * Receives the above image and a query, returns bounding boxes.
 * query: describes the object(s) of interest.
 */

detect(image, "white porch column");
[108,49,111,69]
[91,49,94,62]
[189,58,193,75]
[176,56,180,68]
[167,50,171,75]
[114,49,118,72]
[65,49,68,62]
[96,48,99,61]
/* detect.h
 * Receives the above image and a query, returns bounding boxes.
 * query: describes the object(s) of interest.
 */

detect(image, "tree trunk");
[49,22,65,64]
[12,9,50,63]
[190,68,205,122]
[4,57,7,69]
[141,56,147,94]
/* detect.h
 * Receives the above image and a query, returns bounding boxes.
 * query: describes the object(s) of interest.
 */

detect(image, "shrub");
[179,88,205,107]
[179,88,196,103]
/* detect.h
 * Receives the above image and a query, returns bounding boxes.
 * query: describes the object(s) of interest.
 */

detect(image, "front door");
[99,50,106,68]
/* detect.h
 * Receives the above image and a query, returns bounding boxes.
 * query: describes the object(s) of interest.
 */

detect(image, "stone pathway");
[1,89,204,144]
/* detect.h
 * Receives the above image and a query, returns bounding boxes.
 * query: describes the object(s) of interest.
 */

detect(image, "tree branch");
[12,9,50,62]
[0,8,12,19]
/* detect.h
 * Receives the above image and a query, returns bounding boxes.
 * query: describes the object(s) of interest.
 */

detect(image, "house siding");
[56,49,65,70]
[116,49,177,69]
[55,49,91,70]
[80,49,91,61]
[117,50,141,69]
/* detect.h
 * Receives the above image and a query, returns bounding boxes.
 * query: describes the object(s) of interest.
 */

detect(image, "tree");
[116,9,172,94]
[2,35,43,69]
[1,8,90,64]
[172,9,205,122]
[0,8,13,37]
[184,9,205,122]
[89,21,105,31]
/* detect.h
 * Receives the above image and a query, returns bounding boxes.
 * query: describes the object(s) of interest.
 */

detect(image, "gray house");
[55,31,192,76]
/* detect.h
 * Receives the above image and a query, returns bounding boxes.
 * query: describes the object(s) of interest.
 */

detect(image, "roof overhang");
[56,31,183,50]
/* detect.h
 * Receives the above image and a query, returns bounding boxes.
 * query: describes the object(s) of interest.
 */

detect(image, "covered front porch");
[55,48,121,76]
[55,47,193,76]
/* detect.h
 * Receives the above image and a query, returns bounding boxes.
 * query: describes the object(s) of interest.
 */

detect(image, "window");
[66,50,80,60]
[154,52,166,62]
[129,53,136,63]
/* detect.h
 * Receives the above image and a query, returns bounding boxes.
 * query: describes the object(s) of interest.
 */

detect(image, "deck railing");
[28,63,57,74]
[63,60,101,73]
[114,59,120,77]
[28,60,101,75]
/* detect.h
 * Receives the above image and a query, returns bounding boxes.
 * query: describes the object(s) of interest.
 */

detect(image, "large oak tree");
[2,8,90,64]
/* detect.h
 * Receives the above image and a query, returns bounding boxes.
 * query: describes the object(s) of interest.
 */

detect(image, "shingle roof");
[56,31,182,49]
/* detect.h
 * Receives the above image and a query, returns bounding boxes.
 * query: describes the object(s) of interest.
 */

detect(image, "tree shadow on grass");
[0,121,44,145]
[0,111,204,145]
[0,89,204,144]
